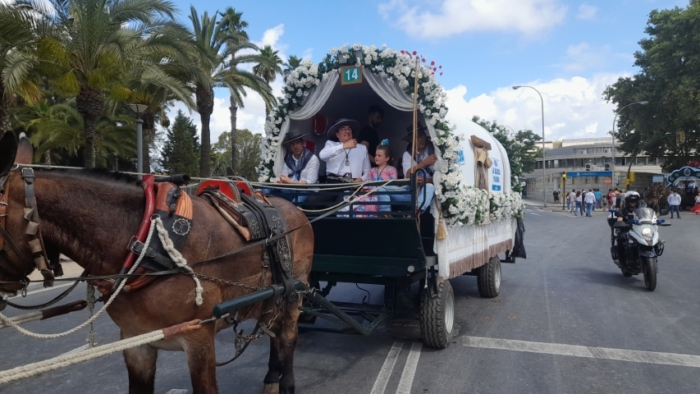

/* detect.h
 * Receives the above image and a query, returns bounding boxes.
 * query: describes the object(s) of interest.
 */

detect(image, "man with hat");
[279,131,319,185]
[400,123,437,212]
[319,118,370,182]
[267,130,319,203]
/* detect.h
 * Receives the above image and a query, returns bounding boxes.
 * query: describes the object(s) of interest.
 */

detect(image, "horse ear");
[0,132,18,177]
[14,132,33,165]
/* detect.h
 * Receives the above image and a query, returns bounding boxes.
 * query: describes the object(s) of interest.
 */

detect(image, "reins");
[0,178,397,289]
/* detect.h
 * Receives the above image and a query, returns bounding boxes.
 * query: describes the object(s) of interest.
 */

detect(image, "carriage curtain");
[273,72,339,176]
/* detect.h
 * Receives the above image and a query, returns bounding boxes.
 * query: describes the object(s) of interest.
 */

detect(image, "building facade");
[521,137,667,203]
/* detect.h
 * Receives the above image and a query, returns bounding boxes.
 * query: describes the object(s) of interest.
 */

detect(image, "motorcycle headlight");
[641,227,654,237]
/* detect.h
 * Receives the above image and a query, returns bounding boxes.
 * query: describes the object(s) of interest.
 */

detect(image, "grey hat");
[282,131,310,145]
[402,123,428,142]
[327,118,361,139]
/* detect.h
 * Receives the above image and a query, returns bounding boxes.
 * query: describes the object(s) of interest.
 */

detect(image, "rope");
[0,217,157,339]
[0,311,42,329]
[0,329,165,385]
[152,216,203,306]
[297,179,398,213]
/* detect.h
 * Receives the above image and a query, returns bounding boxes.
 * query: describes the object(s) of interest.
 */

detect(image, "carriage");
[0,44,526,392]
[244,44,527,349]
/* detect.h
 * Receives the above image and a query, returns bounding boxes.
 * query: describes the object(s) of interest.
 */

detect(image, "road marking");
[396,342,422,394]
[15,282,73,298]
[370,342,403,394]
[58,343,91,357]
[462,336,700,368]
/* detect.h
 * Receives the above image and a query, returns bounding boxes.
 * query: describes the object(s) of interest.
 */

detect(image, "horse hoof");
[262,383,280,394]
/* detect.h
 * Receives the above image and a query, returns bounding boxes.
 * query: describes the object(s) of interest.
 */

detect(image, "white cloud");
[576,4,597,20]
[378,0,568,39]
[444,73,631,142]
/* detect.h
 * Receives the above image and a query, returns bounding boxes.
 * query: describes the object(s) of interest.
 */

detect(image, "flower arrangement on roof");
[257,43,523,227]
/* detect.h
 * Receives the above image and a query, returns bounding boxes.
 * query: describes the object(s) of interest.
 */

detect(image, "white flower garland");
[257,44,524,227]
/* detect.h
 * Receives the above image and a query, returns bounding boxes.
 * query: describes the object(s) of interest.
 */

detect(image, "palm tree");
[253,46,283,85]
[218,8,276,174]
[0,3,43,135]
[283,55,303,82]
[36,0,181,169]
[186,6,241,177]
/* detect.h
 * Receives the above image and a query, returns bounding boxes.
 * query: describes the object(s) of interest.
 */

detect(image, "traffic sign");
[340,66,362,85]
[603,177,612,185]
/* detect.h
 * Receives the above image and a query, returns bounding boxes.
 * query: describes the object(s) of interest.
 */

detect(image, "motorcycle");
[607,207,671,291]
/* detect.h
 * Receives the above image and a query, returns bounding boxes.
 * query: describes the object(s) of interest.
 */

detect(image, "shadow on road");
[565,267,648,292]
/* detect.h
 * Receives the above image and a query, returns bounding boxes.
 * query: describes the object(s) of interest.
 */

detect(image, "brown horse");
[0,132,314,394]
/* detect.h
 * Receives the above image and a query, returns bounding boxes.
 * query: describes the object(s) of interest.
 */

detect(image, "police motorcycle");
[607,191,671,291]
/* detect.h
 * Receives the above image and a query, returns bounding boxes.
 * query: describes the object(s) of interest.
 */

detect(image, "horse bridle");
[0,165,57,299]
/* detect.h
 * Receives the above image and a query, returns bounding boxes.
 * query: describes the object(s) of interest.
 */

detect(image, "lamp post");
[129,103,148,174]
[611,100,648,188]
[513,85,546,207]
[625,132,671,191]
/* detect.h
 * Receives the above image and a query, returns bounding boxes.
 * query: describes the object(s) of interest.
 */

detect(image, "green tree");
[211,129,261,179]
[36,0,180,169]
[18,101,136,168]
[604,1,700,170]
[160,110,200,176]
[472,116,542,192]
[0,2,43,135]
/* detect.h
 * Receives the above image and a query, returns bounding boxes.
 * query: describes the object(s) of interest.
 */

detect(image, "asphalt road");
[2,206,699,394]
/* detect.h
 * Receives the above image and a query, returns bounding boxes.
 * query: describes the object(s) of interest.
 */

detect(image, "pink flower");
[412,50,417,55]
[431,61,435,66]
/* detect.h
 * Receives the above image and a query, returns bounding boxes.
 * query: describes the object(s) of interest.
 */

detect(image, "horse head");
[0,132,36,297]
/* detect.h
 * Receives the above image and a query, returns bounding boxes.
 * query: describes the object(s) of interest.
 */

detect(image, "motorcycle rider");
[613,191,642,264]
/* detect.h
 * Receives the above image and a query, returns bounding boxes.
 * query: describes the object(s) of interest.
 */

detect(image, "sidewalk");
[523,198,609,215]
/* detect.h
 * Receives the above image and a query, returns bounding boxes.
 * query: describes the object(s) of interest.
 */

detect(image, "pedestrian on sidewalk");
[595,188,602,209]
[668,190,682,219]
[569,190,576,213]
[575,191,582,216]
[585,189,596,217]
[553,190,560,204]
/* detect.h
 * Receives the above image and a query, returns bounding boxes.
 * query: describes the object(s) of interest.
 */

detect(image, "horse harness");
[0,167,61,292]
[90,176,296,302]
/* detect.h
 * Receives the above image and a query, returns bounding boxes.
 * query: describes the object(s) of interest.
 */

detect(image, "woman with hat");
[319,118,371,183]
[400,123,437,212]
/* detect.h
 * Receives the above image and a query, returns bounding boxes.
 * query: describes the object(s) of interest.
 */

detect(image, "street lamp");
[611,100,648,188]
[625,132,671,191]
[129,103,148,174]
[513,85,546,207]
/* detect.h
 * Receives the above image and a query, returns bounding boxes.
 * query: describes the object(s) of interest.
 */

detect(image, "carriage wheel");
[476,256,502,298]
[419,279,455,349]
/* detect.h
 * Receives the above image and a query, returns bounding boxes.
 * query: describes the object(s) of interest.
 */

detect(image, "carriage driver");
[268,130,319,203]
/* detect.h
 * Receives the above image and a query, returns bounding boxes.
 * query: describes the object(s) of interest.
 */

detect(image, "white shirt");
[569,192,576,202]
[584,192,597,204]
[280,153,319,184]
[402,151,435,178]
[319,140,371,181]
[668,193,682,206]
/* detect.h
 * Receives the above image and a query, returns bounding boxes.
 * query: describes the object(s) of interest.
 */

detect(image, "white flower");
[352,43,361,51]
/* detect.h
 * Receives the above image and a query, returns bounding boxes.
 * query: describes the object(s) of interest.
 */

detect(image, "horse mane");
[32,167,142,185]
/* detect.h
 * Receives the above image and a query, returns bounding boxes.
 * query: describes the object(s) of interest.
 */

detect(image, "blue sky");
[166,0,689,142]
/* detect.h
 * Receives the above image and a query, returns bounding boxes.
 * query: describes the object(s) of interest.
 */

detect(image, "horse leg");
[263,299,301,394]
[183,329,219,394]
[123,342,158,394]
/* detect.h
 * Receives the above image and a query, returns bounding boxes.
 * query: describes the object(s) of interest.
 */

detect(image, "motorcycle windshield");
[634,207,655,220]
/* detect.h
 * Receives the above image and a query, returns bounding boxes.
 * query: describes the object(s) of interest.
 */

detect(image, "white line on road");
[396,342,422,394]
[370,342,403,394]
[462,336,700,368]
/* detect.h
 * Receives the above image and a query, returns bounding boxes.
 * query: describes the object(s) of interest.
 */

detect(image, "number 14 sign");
[340,66,362,85]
